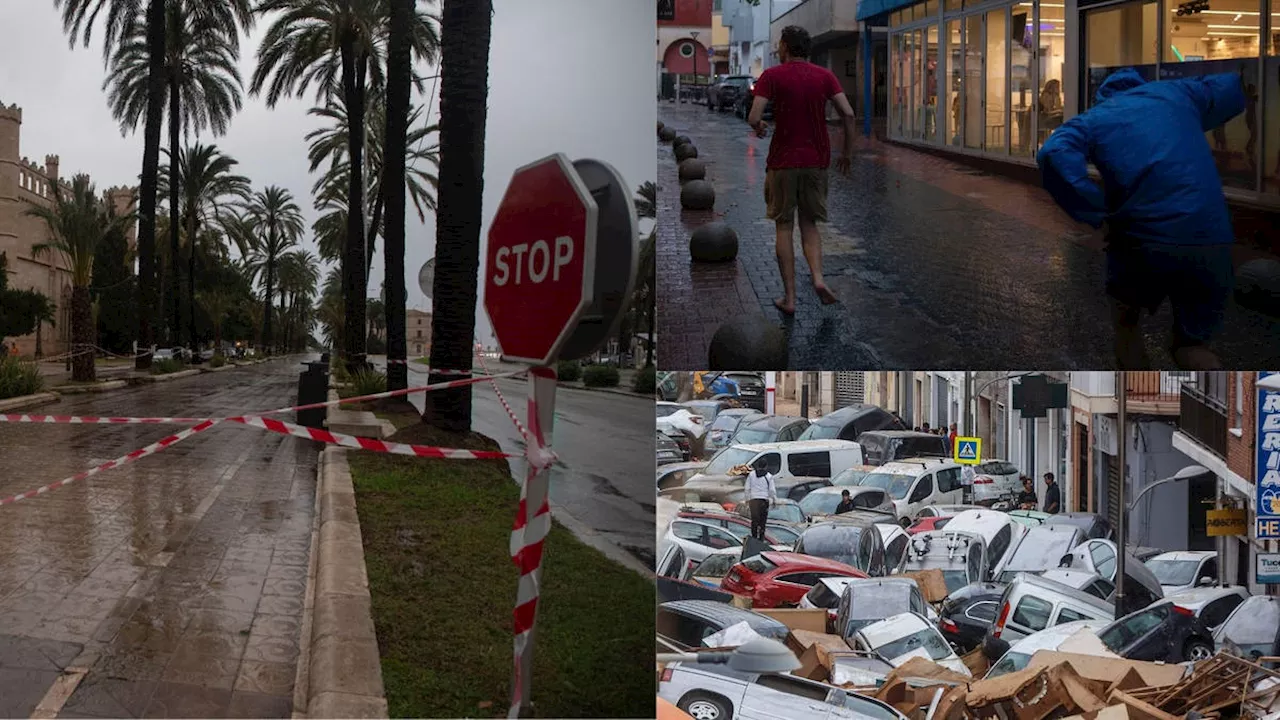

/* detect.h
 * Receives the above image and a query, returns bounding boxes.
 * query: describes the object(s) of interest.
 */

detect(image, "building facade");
[0,100,136,358]
[407,309,431,358]
[658,0,715,99]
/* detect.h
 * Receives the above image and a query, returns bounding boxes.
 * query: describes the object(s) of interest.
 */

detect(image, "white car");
[660,519,743,567]
[1145,550,1218,595]
[857,459,965,526]
[850,612,971,677]
[689,548,744,589]
[984,619,1114,678]
[799,486,895,520]
[1159,586,1250,631]
[876,523,911,573]
[153,348,177,361]
[942,509,1028,580]
[967,460,1021,505]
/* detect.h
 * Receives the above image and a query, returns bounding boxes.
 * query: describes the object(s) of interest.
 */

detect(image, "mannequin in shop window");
[1037,79,1063,144]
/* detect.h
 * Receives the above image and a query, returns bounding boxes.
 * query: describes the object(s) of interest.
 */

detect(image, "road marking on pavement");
[30,667,88,719]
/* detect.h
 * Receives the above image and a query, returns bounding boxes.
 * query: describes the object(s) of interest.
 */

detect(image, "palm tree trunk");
[168,78,182,348]
[423,0,492,431]
[263,239,275,353]
[278,291,287,353]
[384,0,413,393]
[366,180,383,275]
[187,215,198,353]
[645,286,655,367]
[71,286,95,383]
[135,0,166,371]
[340,40,368,374]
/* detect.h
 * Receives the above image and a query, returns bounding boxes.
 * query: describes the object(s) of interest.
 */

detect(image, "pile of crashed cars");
[655,405,1280,719]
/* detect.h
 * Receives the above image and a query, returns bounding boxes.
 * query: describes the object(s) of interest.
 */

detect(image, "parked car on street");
[793,516,891,576]
[661,519,745,566]
[906,515,953,535]
[730,498,809,527]
[857,430,948,466]
[1214,595,1280,662]
[734,85,773,120]
[1062,539,1165,615]
[1159,586,1250,631]
[990,524,1086,582]
[729,414,810,444]
[657,401,704,459]
[705,408,765,452]
[658,661,907,720]
[835,578,931,638]
[675,508,794,546]
[1044,512,1115,541]
[799,486,895,520]
[901,530,987,594]
[720,551,868,608]
[657,431,683,466]
[657,600,789,651]
[1145,550,1219,594]
[1097,602,1216,663]
[850,612,971,676]
[736,476,833,504]
[706,74,754,112]
[877,524,911,573]
[939,582,1006,653]
[830,464,878,487]
[856,459,966,526]
[1006,509,1053,528]
[657,461,708,491]
[966,460,1021,504]
[942,509,1027,581]
[798,404,905,442]
[984,573,1116,659]
[692,440,866,483]
[984,620,1113,679]
[720,372,767,411]
[797,576,862,629]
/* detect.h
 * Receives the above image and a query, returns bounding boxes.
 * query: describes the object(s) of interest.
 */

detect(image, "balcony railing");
[1123,371,1187,414]
[1179,384,1228,458]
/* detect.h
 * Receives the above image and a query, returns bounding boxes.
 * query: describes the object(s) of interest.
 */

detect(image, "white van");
[691,440,865,483]
[857,458,965,526]
[942,509,1028,580]
[984,573,1115,659]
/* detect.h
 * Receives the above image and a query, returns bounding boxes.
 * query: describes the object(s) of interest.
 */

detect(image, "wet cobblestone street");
[656,102,1280,369]
[0,360,316,718]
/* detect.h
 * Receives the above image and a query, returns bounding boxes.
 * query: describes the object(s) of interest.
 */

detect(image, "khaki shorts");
[764,167,829,223]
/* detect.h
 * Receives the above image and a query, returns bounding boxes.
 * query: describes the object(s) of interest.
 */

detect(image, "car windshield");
[797,527,862,567]
[832,468,870,486]
[1147,559,1201,586]
[1218,598,1280,659]
[769,504,805,524]
[801,423,842,440]
[800,492,844,516]
[704,448,756,475]
[873,626,952,662]
[694,553,739,578]
[656,405,680,418]
[732,427,777,445]
[710,414,743,432]
[859,472,915,499]
[848,586,911,618]
[739,555,777,574]
[986,652,1031,679]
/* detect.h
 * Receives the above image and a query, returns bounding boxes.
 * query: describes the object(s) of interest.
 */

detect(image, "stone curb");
[133,368,203,384]
[198,364,236,373]
[557,381,647,398]
[301,446,388,718]
[49,380,129,394]
[0,392,60,412]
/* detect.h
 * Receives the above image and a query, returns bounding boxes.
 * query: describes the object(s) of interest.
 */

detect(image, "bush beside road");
[349,414,653,718]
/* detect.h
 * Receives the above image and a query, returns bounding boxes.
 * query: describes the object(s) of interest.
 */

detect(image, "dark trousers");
[749,499,769,541]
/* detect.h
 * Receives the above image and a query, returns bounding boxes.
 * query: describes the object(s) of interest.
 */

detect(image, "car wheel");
[680,693,733,720]
[1183,639,1214,662]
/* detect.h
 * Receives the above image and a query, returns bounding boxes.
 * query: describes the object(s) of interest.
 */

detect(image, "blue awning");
[856,0,916,22]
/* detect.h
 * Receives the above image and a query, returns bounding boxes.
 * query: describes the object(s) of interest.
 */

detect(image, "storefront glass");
[1084,0,1158,109]
[1012,3,1036,155]
[1264,0,1280,194]
[893,33,906,137]
[1039,0,1066,149]
[924,24,941,141]
[965,13,985,147]
[947,18,964,144]
[909,29,922,138]
[987,9,1008,151]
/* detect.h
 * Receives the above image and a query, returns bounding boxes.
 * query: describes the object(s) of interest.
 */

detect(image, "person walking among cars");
[1017,477,1039,510]
[835,489,857,515]
[745,458,778,541]
[747,25,858,316]
[1043,473,1061,514]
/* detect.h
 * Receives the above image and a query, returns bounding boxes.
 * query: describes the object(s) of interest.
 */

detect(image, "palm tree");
[54,0,167,369]
[383,0,413,392]
[26,175,134,382]
[199,288,233,353]
[252,0,439,372]
[105,0,252,346]
[634,182,656,367]
[159,143,251,351]
[423,0,492,431]
[276,250,320,352]
[242,188,304,352]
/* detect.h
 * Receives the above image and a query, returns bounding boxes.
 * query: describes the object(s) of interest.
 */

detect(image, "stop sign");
[485,153,597,365]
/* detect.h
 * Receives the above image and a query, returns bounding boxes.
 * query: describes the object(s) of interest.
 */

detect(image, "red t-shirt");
[752,61,844,170]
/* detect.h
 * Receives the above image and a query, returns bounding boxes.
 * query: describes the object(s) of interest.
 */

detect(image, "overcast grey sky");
[0,0,655,347]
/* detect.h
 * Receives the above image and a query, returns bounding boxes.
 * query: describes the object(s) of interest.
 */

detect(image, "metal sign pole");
[1115,371,1127,613]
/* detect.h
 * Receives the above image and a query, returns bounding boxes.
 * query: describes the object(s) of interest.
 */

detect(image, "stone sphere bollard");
[689,222,738,262]
[1236,258,1280,317]
[709,316,788,370]
[680,179,715,211]
[678,158,706,182]
[674,135,692,147]
[675,143,699,163]
[658,126,677,142]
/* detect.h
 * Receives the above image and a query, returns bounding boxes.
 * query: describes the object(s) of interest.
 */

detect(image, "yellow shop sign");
[1207,509,1247,537]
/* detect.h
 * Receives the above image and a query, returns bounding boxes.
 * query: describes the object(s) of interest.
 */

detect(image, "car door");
[885,533,910,573]
[906,475,933,517]
[936,467,964,505]
[703,525,745,552]
[1197,557,1219,586]
[1199,594,1245,630]
[1099,605,1172,661]
[739,673,834,719]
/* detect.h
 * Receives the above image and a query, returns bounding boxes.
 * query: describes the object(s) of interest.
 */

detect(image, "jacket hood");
[1095,68,1147,103]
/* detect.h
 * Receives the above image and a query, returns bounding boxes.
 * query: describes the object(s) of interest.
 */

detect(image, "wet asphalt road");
[377,360,656,569]
[0,359,315,718]
[657,103,1280,369]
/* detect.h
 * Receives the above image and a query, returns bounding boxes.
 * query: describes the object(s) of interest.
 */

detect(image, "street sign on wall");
[1206,508,1246,537]
[1259,553,1280,584]
[1257,372,1280,539]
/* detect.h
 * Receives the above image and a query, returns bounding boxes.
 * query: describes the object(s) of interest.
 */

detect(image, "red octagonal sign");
[485,153,597,365]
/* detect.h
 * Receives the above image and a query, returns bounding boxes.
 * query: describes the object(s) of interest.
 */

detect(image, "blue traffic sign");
[954,437,981,465]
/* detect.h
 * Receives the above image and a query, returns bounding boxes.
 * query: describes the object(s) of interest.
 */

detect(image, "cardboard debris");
[1025,651,1186,690]
[875,658,973,719]
[899,569,949,604]
[965,661,1107,720]
[960,646,989,678]
[785,629,851,660]
[753,608,828,634]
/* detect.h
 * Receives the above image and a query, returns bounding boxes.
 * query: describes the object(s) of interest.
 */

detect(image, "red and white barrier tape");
[475,351,530,441]
[228,415,517,460]
[0,419,219,507]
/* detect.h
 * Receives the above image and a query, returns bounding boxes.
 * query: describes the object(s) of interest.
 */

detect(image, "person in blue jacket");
[1036,67,1246,369]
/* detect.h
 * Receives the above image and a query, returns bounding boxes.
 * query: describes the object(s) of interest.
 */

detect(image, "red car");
[906,516,953,535]
[675,510,789,545]
[720,551,867,608]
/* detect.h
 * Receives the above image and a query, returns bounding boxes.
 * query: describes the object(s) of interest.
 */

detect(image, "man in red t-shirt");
[747,25,858,315]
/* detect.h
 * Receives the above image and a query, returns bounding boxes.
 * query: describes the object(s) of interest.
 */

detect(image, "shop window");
[893,33,906,137]
[1263,0,1280,194]
[926,0,940,18]
[909,30,922,138]
[947,18,964,145]
[964,14,985,148]
[1162,0,1261,190]
[1084,0,1158,110]
[987,8,1008,151]
[1011,3,1036,155]
[909,2,920,21]
[924,24,940,141]
[1038,0,1067,149]
[945,0,962,11]
[893,10,903,26]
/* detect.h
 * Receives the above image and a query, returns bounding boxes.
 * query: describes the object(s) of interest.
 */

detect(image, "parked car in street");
[830,464,878,487]
[705,408,765,452]
[657,461,708,491]
[876,524,911,573]
[730,498,809,527]
[906,515,953,535]
[942,510,1027,581]
[901,530,987,594]
[984,573,1115,659]
[799,486,895,520]
[1214,595,1280,662]
[661,483,745,506]
[967,460,1021,505]
[661,519,745,566]
[1145,550,1219,594]
[939,582,1006,653]
[657,431,683,466]
[706,74,754,112]
[738,476,833,504]
[734,85,772,120]
[856,459,966,526]
[991,524,1086,582]
[675,508,794,546]
[793,515,892,576]
[657,600,789,651]
[857,430,948,466]
[720,372,767,411]
[1097,602,1216,663]
[797,576,862,629]
[984,620,1113,679]
[1061,539,1165,615]
[729,414,810,444]
[1044,512,1115,541]
[692,440,866,483]
[835,578,931,639]
[720,551,868,608]
[798,404,905,442]
[850,612,971,676]
[1159,586,1249,631]
[658,661,907,720]
[1006,509,1053,528]
[657,401,704,460]
[914,504,984,520]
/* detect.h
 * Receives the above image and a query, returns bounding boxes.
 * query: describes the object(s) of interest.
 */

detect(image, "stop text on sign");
[492,236,575,287]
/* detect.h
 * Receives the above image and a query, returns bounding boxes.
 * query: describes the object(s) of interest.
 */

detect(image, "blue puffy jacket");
[1036,67,1245,245]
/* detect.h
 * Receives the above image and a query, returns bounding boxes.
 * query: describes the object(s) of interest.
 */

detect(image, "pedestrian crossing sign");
[954,437,981,465]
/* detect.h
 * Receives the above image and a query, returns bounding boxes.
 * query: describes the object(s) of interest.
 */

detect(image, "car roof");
[807,486,852,496]
[859,612,930,642]
[1040,569,1106,591]
[1009,573,1115,611]
[814,404,881,424]
[775,477,828,488]
[1160,587,1248,610]
[1009,620,1110,654]
[684,400,723,408]
[946,509,1015,532]
[733,439,861,452]
[660,600,789,630]
[658,461,708,474]
[819,510,896,526]
[860,430,943,439]
[719,408,761,417]
[759,551,864,574]
[741,415,805,430]
[1151,550,1216,562]
[872,459,954,474]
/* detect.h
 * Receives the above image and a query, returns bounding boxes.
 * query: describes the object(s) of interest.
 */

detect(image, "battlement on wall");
[19,156,50,179]
[0,100,22,123]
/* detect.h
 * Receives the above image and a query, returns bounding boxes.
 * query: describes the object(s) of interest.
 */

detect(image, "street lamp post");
[656,637,801,673]
[690,30,700,102]
[1116,371,1127,614]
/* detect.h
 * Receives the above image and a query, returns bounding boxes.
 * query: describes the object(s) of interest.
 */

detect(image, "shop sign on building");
[1258,553,1280,585]
[1206,508,1246,537]
[1256,372,1280,539]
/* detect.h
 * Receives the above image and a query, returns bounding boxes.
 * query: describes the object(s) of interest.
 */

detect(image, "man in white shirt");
[745,458,778,541]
